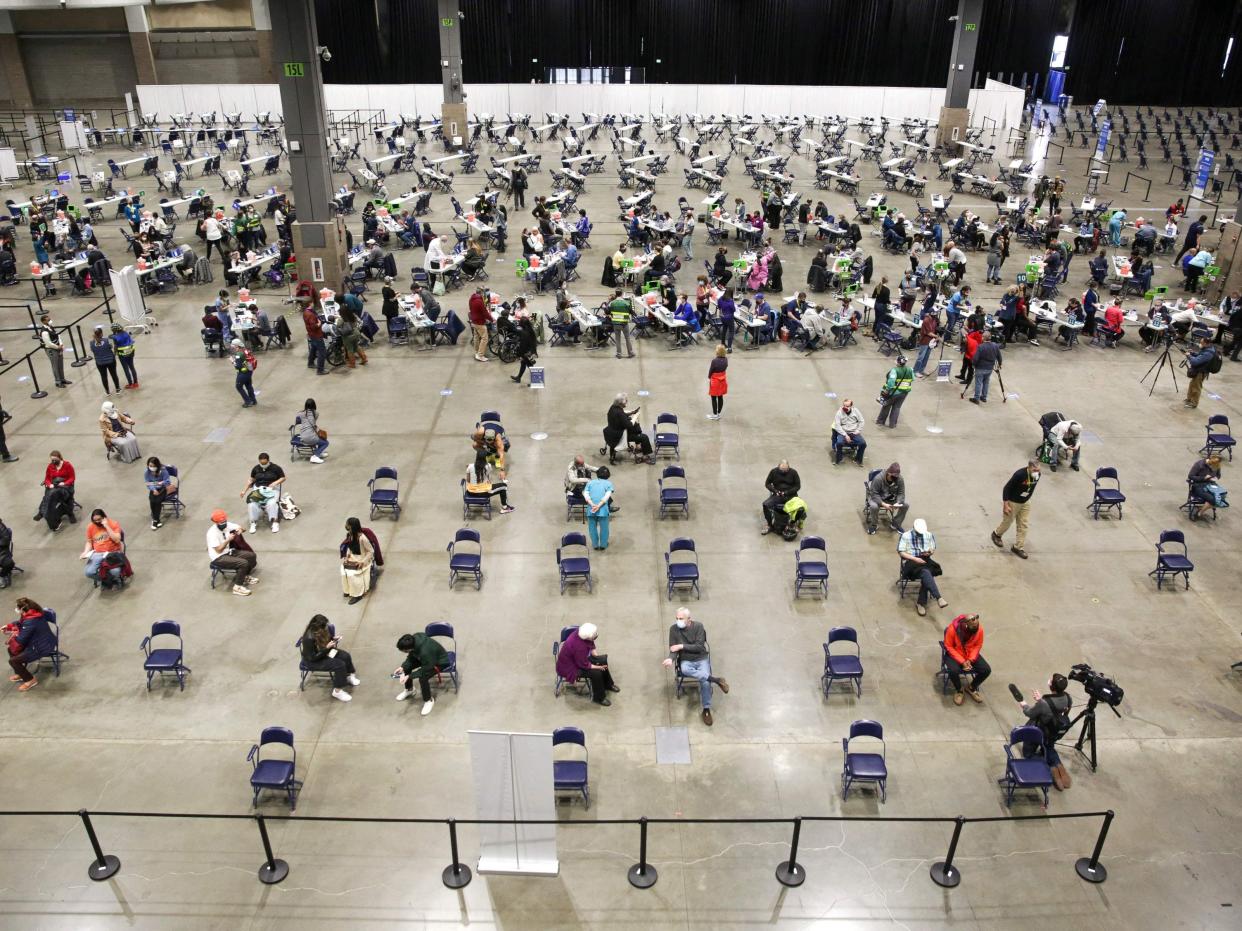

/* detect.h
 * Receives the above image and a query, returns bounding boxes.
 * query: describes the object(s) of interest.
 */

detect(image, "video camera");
[1068,663,1124,708]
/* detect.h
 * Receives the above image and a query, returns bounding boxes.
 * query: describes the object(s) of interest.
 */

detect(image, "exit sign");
[964,23,977,30]
[283,62,305,77]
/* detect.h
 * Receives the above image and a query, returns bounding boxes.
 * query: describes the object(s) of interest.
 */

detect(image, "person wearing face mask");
[99,401,139,462]
[35,450,75,529]
[831,399,866,466]
[7,597,57,692]
[943,612,990,705]
[663,608,729,726]
[206,509,259,596]
[340,516,375,605]
[79,508,125,586]
[898,518,949,617]
[299,614,359,703]
[1013,672,1073,790]
[424,234,450,289]
[37,314,71,388]
[991,459,1041,559]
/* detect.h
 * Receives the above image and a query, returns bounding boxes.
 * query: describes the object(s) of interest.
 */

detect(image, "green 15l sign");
[283,62,305,77]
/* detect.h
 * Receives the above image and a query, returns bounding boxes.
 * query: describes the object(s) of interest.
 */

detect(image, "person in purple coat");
[554,623,618,706]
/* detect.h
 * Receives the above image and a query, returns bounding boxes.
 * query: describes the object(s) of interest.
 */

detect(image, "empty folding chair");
[246,726,303,811]
[653,413,681,459]
[556,532,592,593]
[1201,414,1236,461]
[552,726,590,808]
[1149,530,1194,590]
[447,528,483,589]
[658,466,690,518]
[140,620,191,691]
[368,467,401,520]
[794,536,830,597]
[1086,467,1126,520]
[821,626,863,697]
[841,720,887,801]
[664,537,701,600]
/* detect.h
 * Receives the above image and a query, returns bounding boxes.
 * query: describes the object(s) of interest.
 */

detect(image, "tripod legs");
[1140,344,1179,396]
[1071,709,1099,772]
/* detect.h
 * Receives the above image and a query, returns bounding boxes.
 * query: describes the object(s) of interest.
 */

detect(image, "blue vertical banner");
[1095,120,1111,161]
[1192,149,1215,198]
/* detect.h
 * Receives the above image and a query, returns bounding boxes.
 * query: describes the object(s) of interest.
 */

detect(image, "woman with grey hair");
[601,393,653,464]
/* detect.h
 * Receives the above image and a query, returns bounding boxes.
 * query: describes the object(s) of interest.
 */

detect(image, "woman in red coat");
[707,344,729,420]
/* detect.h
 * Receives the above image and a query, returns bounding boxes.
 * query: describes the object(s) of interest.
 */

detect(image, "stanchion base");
[442,863,472,889]
[30,391,48,399]
[88,855,121,881]
[775,861,806,887]
[257,859,289,885]
[628,863,658,889]
[930,862,961,888]
[70,360,89,368]
[1075,857,1107,883]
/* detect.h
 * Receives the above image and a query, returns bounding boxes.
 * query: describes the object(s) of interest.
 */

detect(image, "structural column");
[937,0,983,152]
[252,0,276,84]
[0,13,32,109]
[438,0,468,148]
[124,6,159,87]
[269,0,346,288]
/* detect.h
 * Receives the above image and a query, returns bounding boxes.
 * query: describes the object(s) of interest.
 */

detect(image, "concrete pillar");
[0,13,33,109]
[269,0,346,287]
[252,0,276,84]
[124,6,159,86]
[938,0,983,151]
[437,0,468,149]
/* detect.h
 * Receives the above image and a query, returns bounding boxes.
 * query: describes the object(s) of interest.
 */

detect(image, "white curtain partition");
[136,82,1023,131]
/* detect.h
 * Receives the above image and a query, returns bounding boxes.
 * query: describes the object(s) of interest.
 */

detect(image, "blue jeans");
[235,370,257,404]
[313,438,329,456]
[945,312,958,340]
[913,342,933,375]
[679,657,714,709]
[307,337,326,373]
[84,552,120,582]
[587,513,610,549]
[973,369,993,400]
[832,432,867,464]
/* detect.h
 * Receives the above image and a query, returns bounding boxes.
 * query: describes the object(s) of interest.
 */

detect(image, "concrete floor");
[0,107,1240,930]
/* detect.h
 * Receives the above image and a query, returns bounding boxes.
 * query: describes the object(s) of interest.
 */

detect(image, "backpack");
[1207,349,1223,374]
[1042,693,1074,744]
[244,349,258,371]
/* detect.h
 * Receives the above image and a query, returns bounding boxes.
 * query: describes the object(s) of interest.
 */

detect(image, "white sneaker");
[331,688,352,702]
[347,674,361,686]
[244,575,260,585]
[248,522,257,534]
[232,584,252,596]
[421,699,435,716]
[395,689,414,701]
[272,522,280,533]
[310,455,325,464]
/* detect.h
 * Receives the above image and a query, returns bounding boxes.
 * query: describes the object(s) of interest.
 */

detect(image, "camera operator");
[1013,673,1073,790]
[1183,335,1221,409]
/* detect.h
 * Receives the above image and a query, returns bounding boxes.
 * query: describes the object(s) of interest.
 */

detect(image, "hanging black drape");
[973,0,1060,94]
[312,0,439,84]
[1064,0,1242,106]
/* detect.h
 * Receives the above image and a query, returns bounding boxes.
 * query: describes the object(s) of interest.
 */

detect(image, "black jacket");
[765,466,801,498]
[604,402,630,446]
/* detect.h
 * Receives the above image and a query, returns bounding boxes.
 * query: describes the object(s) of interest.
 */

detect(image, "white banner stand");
[110,266,154,334]
[468,730,559,877]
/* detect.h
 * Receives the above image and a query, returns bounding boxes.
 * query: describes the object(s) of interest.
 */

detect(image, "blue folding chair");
[296,622,336,690]
[1149,529,1194,590]
[368,467,401,520]
[387,314,410,346]
[658,466,690,518]
[33,612,69,677]
[653,413,681,460]
[665,537,701,599]
[1086,466,1126,520]
[822,626,863,697]
[1000,725,1053,807]
[247,726,303,811]
[552,726,590,809]
[556,532,592,593]
[140,620,191,691]
[1201,414,1236,461]
[461,478,493,520]
[552,625,590,697]
[425,622,460,692]
[795,536,829,597]
[841,720,887,801]
[447,528,483,589]
[565,488,588,522]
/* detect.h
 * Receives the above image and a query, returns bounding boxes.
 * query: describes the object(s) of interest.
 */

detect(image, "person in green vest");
[876,353,914,428]
[607,289,635,359]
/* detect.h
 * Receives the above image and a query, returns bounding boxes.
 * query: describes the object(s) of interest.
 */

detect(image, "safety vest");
[888,366,914,393]
[609,298,632,324]
[783,496,807,517]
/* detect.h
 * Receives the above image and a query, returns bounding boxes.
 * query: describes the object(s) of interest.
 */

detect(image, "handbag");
[316,429,328,440]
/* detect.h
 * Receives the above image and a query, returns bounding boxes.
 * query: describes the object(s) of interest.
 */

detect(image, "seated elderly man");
[865,461,908,535]
[831,398,866,465]
[662,608,729,727]
[898,518,949,617]
[1048,418,1083,472]
[565,454,619,513]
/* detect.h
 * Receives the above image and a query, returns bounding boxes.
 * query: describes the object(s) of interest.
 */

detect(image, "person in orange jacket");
[943,612,990,706]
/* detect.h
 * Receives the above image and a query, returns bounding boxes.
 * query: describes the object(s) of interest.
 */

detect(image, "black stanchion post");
[70,325,89,368]
[441,818,472,889]
[255,814,289,884]
[930,816,965,888]
[1075,809,1114,883]
[79,809,121,880]
[26,355,47,399]
[628,817,658,889]
[775,817,805,887]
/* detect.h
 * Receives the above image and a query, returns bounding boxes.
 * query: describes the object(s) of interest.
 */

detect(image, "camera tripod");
[1139,332,1181,396]
[1064,696,1121,772]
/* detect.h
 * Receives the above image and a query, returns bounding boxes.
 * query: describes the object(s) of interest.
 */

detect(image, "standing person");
[0,394,17,463]
[555,623,618,705]
[717,287,737,353]
[992,459,1040,559]
[300,614,360,703]
[79,508,124,585]
[201,211,226,266]
[510,315,539,385]
[707,344,728,420]
[511,165,528,209]
[303,300,327,375]
[1174,214,1207,264]
[143,456,176,530]
[336,302,368,368]
[37,314,71,388]
[89,326,121,395]
[969,331,1002,404]
[943,612,990,705]
[1013,672,1073,790]
[607,289,635,359]
[912,307,938,378]
[681,209,696,259]
[468,286,491,362]
[958,327,982,384]
[465,454,516,514]
[583,466,614,551]
[876,354,914,428]
[229,338,258,407]
[206,509,258,596]
[7,597,56,692]
[1183,336,1220,409]
[662,608,729,726]
[110,323,139,389]
[393,629,449,715]
[340,517,375,605]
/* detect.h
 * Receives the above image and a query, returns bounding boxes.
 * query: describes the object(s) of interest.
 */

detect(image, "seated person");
[35,451,75,528]
[1073,220,1095,254]
[555,622,617,706]
[865,462,908,534]
[663,609,728,726]
[465,454,516,514]
[79,508,124,586]
[241,452,286,532]
[564,454,618,511]
[1099,299,1125,341]
[393,629,450,716]
[1014,672,1074,790]
[7,597,56,692]
[1188,454,1227,519]
[831,306,861,347]
[1139,305,1173,348]
[1048,419,1083,472]
[831,398,866,465]
[898,518,948,617]
[299,614,358,703]
[603,394,653,463]
[207,509,259,596]
[781,293,808,340]
[1135,221,1158,255]
[1160,218,1178,251]
[802,306,831,352]
[673,294,701,346]
[943,612,990,705]
[1088,251,1109,285]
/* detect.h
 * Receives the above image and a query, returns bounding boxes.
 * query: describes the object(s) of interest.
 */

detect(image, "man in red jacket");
[468,287,491,362]
[303,303,327,375]
[943,612,990,705]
